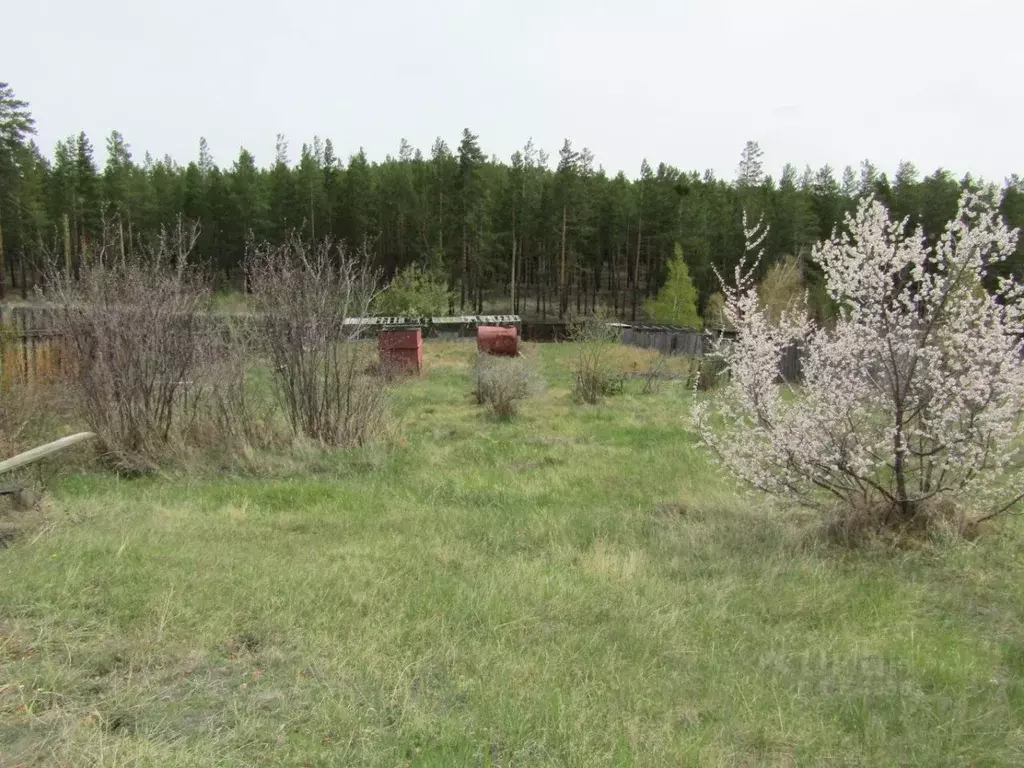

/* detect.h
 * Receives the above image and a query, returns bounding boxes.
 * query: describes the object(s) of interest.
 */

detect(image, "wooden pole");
[0,433,96,476]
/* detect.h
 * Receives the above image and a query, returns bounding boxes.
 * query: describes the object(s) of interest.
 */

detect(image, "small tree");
[568,311,621,404]
[696,192,1024,534]
[757,255,807,326]
[703,292,729,330]
[374,263,450,317]
[645,245,702,328]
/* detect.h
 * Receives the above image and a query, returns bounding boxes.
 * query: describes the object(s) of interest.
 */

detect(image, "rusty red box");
[378,328,423,373]
[476,325,520,356]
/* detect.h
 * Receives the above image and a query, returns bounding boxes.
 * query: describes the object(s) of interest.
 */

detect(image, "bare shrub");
[688,355,728,392]
[199,316,285,456]
[0,369,37,462]
[639,356,667,395]
[0,379,77,468]
[473,353,537,419]
[45,218,210,471]
[568,313,621,404]
[821,494,973,548]
[0,322,30,457]
[246,236,389,447]
[1,322,88,476]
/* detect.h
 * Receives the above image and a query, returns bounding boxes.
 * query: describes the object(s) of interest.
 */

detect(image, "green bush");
[374,263,450,317]
[568,313,621,404]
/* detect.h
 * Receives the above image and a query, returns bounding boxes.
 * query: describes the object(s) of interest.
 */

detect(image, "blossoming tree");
[695,191,1024,531]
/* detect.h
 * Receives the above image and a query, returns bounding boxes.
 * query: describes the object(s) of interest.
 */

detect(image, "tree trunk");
[541,247,547,320]
[536,247,544,317]
[20,245,28,300]
[460,223,467,312]
[8,245,16,291]
[0,206,6,301]
[119,216,126,266]
[645,242,656,302]
[62,214,73,280]
[612,246,619,314]
[892,410,911,522]
[559,205,567,318]
[517,239,524,315]
[476,217,485,314]
[576,265,582,315]
[632,217,642,322]
[510,206,517,314]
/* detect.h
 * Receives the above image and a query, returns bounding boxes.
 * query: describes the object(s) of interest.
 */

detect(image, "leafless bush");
[0,379,76,466]
[0,355,36,460]
[245,236,389,447]
[0,323,25,452]
[473,353,537,419]
[45,218,210,471]
[200,317,284,454]
[1,323,86,467]
[639,356,667,395]
[821,493,974,548]
[568,313,621,404]
[687,355,728,391]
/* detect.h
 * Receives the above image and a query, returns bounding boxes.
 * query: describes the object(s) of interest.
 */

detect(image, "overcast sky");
[5,0,1022,182]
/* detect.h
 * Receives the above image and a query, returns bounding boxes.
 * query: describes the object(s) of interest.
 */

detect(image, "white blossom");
[694,191,1024,526]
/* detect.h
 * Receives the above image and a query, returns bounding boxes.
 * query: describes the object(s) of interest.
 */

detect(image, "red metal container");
[476,325,520,356]
[378,328,423,373]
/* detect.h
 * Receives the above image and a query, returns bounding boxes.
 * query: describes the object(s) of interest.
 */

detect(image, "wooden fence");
[618,325,713,356]
[1,307,807,384]
[0,307,67,385]
[616,322,804,383]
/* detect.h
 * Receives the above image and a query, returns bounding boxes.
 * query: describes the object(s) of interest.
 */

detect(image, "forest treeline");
[1,81,1023,320]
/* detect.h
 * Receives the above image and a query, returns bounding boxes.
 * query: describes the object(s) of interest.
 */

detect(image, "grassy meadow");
[1,342,1023,766]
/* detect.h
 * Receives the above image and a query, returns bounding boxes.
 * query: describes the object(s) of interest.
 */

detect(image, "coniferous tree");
[341,147,375,251]
[73,132,100,260]
[840,165,858,200]
[859,160,878,196]
[554,139,581,317]
[891,159,920,224]
[737,140,764,187]
[0,82,36,298]
[456,129,484,310]
[230,147,266,265]
[268,134,298,243]
[2,79,1021,320]
[102,130,134,260]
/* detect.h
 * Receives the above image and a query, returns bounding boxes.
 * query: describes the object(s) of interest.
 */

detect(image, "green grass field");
[2,343,1023,766]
